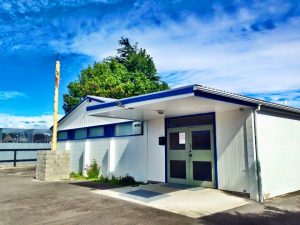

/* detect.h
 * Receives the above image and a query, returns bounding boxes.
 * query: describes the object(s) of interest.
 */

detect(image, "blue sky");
[0,0,300,128]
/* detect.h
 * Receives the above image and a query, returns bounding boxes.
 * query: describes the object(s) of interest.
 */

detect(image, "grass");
[70,172,144,186]
[70,172,97,181]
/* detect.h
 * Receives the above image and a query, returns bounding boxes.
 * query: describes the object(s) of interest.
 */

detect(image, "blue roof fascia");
[86,85,196,111]
[194,90,258,107]
[87,96,108,103]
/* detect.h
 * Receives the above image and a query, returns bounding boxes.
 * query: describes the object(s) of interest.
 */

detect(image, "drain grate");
[127,189,163,198]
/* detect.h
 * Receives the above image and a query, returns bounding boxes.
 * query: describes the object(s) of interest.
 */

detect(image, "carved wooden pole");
[51,59,60,151]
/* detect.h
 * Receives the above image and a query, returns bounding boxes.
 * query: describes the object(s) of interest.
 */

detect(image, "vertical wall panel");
[216,109,251,193]
[147,118,165,182]
[257,112,300,198]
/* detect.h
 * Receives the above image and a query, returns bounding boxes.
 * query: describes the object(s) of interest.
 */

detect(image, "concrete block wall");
[36,150,70,181]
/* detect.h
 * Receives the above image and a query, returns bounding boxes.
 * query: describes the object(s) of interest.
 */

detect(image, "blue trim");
[194,90,258,107]
[212,112,218,189]
[87,85,195,111]
[164,118,168,183]
[57,121,144,142]
[164,112,218,189]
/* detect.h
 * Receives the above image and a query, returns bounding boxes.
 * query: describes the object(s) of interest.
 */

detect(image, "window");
[170,160,186,179]
[57,131,68,140]
[115,122,143,136]
[115,123,133,136]
[192,130,211,150]
[89,127,104,138]
[74,129,87,140]
[167,114,214,128]
[169,132,186,150]
[193,161,212,181]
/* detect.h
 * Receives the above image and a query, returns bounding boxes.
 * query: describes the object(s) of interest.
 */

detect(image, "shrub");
[118,174,136,185]
[96,174,136,186]
[86,159,100,179]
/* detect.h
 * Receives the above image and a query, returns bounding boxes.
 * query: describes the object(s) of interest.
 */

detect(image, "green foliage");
[98,174,137,186]
[85,159,100,179]
[70,171,86,180]
[63,37,169,113]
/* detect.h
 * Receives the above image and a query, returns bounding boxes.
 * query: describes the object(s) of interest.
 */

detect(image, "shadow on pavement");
[69,181,124,190]
[198,205,300,225]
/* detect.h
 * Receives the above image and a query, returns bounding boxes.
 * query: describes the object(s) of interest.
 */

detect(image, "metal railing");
[0,148,50,167]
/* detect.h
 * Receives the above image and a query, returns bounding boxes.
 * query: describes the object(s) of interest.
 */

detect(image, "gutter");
[253,104,263,202]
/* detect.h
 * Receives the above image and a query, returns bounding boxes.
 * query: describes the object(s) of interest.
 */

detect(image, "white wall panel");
[216,109,251,193]
[147,118,165,182]
[58,100,127,130]
[85,139,110,177]
[68,140,85,173]
[257,112,300,198]
[109,128,148,182]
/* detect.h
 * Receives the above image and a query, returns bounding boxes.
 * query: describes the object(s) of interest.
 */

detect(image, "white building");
[57,85,300,202]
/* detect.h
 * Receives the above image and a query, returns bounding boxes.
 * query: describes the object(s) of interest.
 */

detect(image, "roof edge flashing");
[87,85,196,112]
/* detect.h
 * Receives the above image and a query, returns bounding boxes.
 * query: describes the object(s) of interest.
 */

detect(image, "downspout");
[253,104,263,202]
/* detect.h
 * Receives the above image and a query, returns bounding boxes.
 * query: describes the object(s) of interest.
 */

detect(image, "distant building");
[0,128,51,167]
[0,128,52,143]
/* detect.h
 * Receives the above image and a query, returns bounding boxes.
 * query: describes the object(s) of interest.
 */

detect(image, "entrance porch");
[87,88,259,201]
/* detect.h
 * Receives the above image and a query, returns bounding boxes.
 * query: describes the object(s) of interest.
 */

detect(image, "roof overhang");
[86,84,300,121]
[86,85,255,120]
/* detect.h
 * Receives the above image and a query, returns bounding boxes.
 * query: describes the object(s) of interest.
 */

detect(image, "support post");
[51,60,60,151]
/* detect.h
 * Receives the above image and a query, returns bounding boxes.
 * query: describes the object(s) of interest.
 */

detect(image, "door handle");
[189,153,192,157]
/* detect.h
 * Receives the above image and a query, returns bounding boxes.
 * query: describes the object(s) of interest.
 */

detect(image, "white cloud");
[51,7,300,107]
[0,114,63,129]
[0,91,26,101]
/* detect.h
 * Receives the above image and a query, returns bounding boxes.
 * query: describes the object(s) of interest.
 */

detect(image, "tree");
[63,39,169,113]
[115,37,159,81]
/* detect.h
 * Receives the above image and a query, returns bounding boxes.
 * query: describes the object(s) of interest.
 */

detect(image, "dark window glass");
[169,132,185,150]
[192,130,211,150]
[74,129,87,140]
[89,127,104,138]
[58,131,68,140]
[193,161,212,181]
[167,114,214,128]
[170,160,186,179]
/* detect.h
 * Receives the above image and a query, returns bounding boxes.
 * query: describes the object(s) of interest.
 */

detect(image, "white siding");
[147,118,165,182]
[257,112,300,198]
[57,127,149,182]
[58,100,127,130]
[84,139,110,177]
[110,133,148,182]
[58,140,84,173]
[216,109,251,193]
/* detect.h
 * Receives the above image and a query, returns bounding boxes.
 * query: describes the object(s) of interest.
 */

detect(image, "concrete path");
[92,183,252,218]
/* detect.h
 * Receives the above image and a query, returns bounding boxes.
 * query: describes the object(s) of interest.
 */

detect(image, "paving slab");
[92,183,252,218]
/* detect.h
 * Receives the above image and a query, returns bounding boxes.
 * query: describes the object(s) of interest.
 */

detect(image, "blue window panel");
[104,125,115,137]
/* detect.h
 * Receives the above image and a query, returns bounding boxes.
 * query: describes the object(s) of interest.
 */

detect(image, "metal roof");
[194,85,300,114]
[86,84,300,115]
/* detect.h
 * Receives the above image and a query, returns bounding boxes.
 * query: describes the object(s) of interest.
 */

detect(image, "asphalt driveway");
[0,167,299,225]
